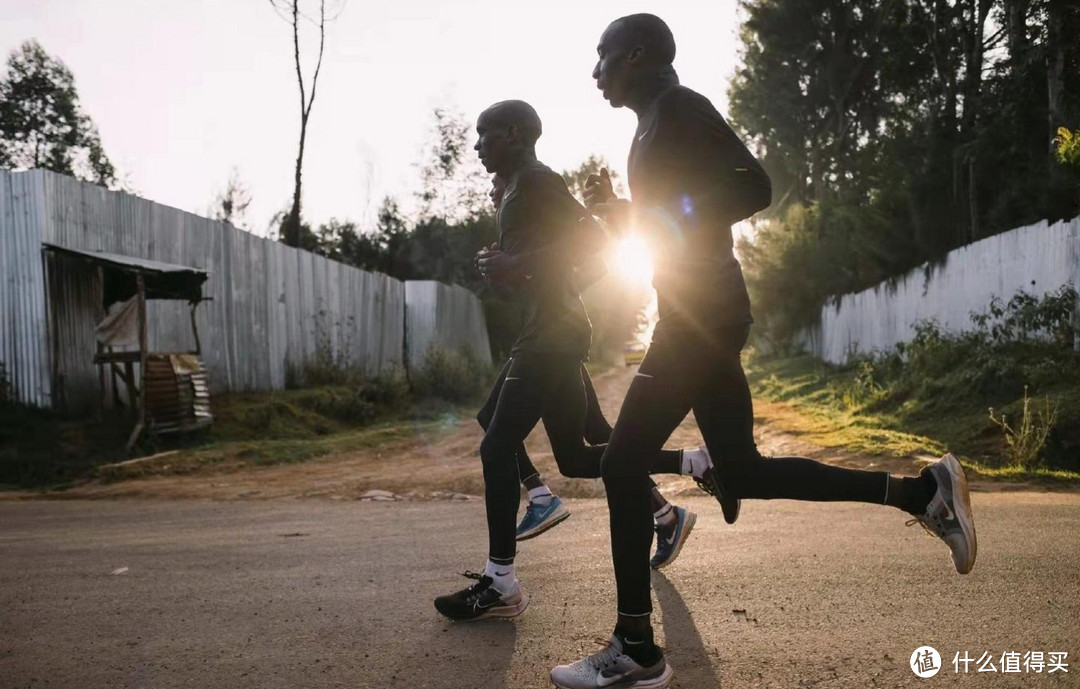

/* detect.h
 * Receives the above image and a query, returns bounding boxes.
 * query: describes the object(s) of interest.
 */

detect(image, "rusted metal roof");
[43,243,209,277]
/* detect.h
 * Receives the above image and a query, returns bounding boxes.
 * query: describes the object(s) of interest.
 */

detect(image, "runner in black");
[480,173,700,568]
[433,101,694,623]
[550,15,977,689]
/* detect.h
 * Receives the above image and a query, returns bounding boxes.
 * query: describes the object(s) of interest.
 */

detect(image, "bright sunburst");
[612,236,653,285]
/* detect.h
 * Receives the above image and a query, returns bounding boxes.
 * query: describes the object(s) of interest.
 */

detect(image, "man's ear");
[506,123,519,144]
[627,45,644,65]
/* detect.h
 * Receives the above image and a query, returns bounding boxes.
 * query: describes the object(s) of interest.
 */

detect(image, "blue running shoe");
[516,496,571,541]
[650,506,697,569]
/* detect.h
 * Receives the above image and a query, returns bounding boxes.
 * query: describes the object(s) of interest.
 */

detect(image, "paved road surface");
[1,493,1077,688]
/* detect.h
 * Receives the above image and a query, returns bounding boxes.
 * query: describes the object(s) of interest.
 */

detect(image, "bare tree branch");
[305,0,326,119]
[268,0,343,246]
[292,0,306,118]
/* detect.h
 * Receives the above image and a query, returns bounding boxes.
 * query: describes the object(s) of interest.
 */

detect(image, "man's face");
[489,175,506,208]
[474,111,512,174]
[592,22,635,108]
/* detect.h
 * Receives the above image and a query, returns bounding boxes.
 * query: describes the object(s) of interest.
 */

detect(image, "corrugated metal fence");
[802,216,1080,363]
[0,169,491,413]
[405,280,493,370]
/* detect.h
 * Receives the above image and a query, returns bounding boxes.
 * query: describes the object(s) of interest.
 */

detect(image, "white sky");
[0,0,745,235]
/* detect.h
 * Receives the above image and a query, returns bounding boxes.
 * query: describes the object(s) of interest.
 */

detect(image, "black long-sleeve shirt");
[498,161,603,357]
[628,83,772,332]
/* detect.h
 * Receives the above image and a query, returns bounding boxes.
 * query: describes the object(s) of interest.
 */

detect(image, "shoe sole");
[516,504,571,541]
[652,511,697,570]
[943,453,977,574]
[551,662,673,689]
[722,497,740,525]
[453,590,530,622]
[701,469,741,525]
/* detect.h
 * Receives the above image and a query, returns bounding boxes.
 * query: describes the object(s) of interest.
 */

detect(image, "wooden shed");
[44,244,212,448]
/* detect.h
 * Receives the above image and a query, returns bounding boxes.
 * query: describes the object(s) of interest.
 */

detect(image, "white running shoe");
[907,453,977,574]
[550,636,673,689]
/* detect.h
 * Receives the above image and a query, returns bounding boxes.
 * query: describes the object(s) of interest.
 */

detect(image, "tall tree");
[732,0,1079,347]
[415,107,489,224]
[0,40,115,186]
[270,0,342,247]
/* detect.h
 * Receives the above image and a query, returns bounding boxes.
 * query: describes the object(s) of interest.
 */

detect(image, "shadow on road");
[422,617,519,689]
[653,570,722,688]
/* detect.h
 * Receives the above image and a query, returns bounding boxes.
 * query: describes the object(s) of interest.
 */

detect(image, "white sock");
[484,559,516,594]
[680,447,710,478]
[653,503,677,529]
[528,485,553,506]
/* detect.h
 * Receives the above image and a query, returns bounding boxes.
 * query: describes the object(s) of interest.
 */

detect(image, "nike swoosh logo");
[637,129,650,141]
[942,503,956,521]
[597,670,632,687]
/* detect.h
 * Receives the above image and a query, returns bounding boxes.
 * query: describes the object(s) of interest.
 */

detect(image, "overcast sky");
[0,0,745,234]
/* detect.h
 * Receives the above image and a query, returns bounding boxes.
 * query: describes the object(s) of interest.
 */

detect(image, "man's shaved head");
[593,14,678,109]
[479,100,543,145]
[606,13,676,66]
[475,100,542,175]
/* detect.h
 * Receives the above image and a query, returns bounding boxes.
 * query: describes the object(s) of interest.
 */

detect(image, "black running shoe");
[691,446,741,525]
[433,571,529,622]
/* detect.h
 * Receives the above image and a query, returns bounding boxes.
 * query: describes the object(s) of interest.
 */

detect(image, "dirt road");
[2,494,1077,688]
[3,364,1077,687]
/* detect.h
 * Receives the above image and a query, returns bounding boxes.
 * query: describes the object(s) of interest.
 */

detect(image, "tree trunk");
[1046,0,1067,148]
[284,114,307,246]
[959,0,991,138]
[1004,0,1030,66]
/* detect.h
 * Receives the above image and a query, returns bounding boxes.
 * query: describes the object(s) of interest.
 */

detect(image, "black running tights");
[601,325,891,615]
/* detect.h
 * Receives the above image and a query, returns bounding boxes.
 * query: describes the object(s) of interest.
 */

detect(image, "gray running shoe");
[907,453,977,574]
[550,636,673,689]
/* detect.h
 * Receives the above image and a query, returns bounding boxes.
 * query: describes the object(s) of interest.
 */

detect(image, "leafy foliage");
[1055,126,1080,168]
[0,40,115,185]
[211,168,253,229]
[409,346,492,403]
[732,0,1080,347]
[416,107,490,224]
[750,286,1080,470]
[989,387,1060,468]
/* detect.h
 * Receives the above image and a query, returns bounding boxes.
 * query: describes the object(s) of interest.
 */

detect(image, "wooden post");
[46,251,62,415]
[190,301,202,355]
[96,265,107,419]
[126,274,148,451]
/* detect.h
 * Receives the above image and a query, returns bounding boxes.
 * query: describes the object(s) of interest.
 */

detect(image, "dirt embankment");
[8,364,1046,502]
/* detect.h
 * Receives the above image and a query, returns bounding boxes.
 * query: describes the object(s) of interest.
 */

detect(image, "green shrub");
[838,359,886,409]
[785,285,1079,467]
[989,387,1061,468]
[410,345,491,403]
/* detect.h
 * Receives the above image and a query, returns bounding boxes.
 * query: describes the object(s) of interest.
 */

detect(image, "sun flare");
[612,236,653,285]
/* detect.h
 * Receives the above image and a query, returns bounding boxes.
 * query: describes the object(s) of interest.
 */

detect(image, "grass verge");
[747,353,1080,484]
[2,346,493,491]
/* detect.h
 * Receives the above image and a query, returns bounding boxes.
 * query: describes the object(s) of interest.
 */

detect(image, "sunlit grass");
[746,354,1080,484]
